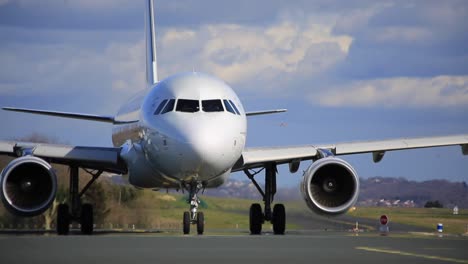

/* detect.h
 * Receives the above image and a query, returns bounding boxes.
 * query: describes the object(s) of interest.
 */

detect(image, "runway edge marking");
[356,247,468,264]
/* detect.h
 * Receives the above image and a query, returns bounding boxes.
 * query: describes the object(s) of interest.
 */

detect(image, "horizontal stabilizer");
[2,107,138,125]
[246,109,287,116]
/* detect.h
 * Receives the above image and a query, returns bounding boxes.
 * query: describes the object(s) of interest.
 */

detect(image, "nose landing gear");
[182,181,205,235]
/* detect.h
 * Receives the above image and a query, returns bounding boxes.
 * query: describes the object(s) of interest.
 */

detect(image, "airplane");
[0,0,467,235]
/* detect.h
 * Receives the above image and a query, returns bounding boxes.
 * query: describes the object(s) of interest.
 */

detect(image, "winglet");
[3,107,138,125]
[246,109,287,116]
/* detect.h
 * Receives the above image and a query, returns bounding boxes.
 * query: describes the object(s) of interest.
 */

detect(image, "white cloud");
[316,75,468,108]
[2,0,466,111]
[159,19,352,89]
[0,30,145,97]
[15,0,134,9]
[162,29,196,46]
[333,3,392,34]
[375,26,433,43]
[107,39,146,92]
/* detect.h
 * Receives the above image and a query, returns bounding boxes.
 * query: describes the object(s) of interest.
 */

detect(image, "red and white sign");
[380,215,388,225]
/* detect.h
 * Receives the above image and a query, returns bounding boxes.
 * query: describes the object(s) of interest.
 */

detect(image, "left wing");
[234,134,468,171]
[0,141,126,173]
[2,107,138,124]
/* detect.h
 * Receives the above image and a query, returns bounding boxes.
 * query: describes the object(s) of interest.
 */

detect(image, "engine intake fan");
[0,156,57,217]
[301,157,359,215]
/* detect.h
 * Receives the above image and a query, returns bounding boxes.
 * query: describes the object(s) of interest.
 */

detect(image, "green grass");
[347,207,468,234]
[147,194,299,230]
[1,190,466,234]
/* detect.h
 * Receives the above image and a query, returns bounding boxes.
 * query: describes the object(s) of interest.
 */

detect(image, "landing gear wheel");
[80,203,93,235]
[197,212,204,235]
[57,204,70,235]
[249,203,263,235]
[183,211,190,235]
[272,204,286,235]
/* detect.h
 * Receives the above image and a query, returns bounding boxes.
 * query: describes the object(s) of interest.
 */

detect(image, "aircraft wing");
[2,107,138,124]
[0,141,126,174]
[245,109,287,116]
[234,134,468,171]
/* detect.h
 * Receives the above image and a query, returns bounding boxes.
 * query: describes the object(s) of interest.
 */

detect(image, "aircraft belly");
[148,134,240,184]
[120,140,177,188]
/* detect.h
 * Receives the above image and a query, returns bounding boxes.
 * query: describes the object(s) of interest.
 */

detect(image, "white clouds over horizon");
[316,75,468,108]
[3,0,135,9]
[0,1,467,183]
[158,20,352,88]
[0,0,467,109]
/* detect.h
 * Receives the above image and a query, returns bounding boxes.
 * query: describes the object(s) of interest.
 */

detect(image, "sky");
[0,0,467,187]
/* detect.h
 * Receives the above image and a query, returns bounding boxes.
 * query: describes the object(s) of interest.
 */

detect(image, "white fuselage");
[112,72,247,189]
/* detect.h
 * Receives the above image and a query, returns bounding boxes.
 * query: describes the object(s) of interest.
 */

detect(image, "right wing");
[233,145,317,171]
[326,134,468,162]
[234,134,468,171]
[0,141,126,174]
[245,109,287,116]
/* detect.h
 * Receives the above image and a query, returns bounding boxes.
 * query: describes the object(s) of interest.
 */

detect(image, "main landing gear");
[56,166,101,235]
[182,182,205,235]
[244,163,286,235]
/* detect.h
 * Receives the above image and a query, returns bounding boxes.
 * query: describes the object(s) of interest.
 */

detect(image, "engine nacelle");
[0,156,57,217]
[301,157,359,215]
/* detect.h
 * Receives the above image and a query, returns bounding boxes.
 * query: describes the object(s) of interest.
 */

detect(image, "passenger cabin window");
[223,99,236,115]
[176,99,200,113]
[202,99,224,112]
[160,99,175,114]
[154,99,168,115]
[229,100,241,115]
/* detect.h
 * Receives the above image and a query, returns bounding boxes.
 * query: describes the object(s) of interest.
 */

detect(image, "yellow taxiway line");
[356,247,468,264]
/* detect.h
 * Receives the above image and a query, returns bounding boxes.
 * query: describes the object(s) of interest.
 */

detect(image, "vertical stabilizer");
[145,0,158,85]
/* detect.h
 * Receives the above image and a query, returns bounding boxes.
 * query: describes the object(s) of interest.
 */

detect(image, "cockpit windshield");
[154,98,239,115]
[223,99,236,114]
[176,99,200,113]
[154,99,168,115]
[160,99,175,114]
[202,99,224,112]
[230,100,241,115]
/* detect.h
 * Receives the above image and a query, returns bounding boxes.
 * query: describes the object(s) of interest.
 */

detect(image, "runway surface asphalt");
[0,231,466,264]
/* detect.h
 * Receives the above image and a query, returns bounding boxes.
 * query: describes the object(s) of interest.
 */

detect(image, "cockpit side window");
[154,99,168,115]
[202,99,224,112]
[176,99,200,113]
[223,99,236,115]
[229,100,241,115]
[160,99,175,114]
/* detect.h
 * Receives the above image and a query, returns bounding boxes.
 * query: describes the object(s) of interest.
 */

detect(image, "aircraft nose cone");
[179,122,235,174]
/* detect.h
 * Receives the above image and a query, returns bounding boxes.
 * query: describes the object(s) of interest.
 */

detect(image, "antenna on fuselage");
[145,0,158,86]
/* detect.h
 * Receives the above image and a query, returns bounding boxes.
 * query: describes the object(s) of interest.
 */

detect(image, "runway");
[0,232,466,264]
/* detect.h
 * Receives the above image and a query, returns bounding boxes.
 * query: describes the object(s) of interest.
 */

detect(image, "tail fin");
[145,0,158,86]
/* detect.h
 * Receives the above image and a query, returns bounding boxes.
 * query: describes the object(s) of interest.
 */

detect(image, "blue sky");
[0,0,467,187]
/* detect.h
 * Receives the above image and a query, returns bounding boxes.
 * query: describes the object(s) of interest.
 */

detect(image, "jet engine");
[0,156,57,216]
[301,157,359,215]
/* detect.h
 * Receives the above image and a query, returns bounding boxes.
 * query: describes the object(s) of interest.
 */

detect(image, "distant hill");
[199,177,468,208]
[358,177,468,208]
